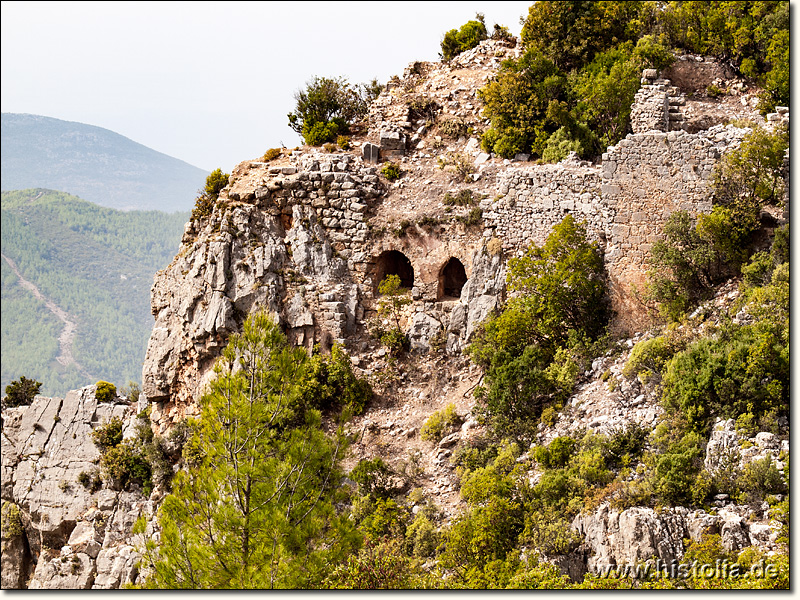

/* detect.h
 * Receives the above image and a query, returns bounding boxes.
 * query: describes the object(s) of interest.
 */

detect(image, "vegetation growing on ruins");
[478,1,788,160]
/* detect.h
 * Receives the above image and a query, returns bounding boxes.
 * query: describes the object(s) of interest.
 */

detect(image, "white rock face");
[1,389,150,588]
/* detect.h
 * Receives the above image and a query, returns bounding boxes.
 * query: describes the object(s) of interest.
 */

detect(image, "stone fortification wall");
[480,121,750,333]
[602,124,749,331]
[482,162,610,254]
[630,70,687,134]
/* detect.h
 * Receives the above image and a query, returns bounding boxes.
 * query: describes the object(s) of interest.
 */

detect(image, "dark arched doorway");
[374,250,414,292]
[439,257,467,299]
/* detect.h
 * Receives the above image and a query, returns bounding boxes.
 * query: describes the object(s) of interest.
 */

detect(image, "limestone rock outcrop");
[1,387,149,589]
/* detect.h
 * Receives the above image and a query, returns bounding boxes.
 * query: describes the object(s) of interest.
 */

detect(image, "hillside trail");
[2,252,93,380]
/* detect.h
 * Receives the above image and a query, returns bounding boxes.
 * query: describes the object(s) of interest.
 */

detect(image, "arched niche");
[374,250,414,292]
[438,257,467,299]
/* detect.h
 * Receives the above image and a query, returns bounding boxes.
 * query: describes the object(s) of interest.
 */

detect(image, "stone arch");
[374,250,414,292]
[438,257,467,300]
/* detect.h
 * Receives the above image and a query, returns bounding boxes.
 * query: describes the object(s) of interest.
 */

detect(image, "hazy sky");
[1,1,532,173]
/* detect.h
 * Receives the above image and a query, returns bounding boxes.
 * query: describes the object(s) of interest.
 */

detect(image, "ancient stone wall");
[480,121,750,333]
[482,162,610,254]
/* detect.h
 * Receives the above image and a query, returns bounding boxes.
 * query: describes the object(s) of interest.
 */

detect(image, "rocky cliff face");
[1,387,151,588]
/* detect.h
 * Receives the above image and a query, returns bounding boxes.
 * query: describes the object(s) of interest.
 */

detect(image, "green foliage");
[288,76,370,146]
[532,436,575,469]
[646,210,719,321]
[506,215,607,346]
[376,275,411,355]
[380,162,401,181]
[336,135,351,150]
[420,403,462,443]
[622,328,688,384]
[442,189,475,206]
[90,418,123,453]
[324,539,421,589]
[737,456,787,501]
[404,512,439,558]
[350,458,394,499]
[658,1,788,110]
[541,126,584,163]
[457,207,483,228]
[192,168,229,221]
[3,375,42,408]
[469,216,607,438]
[137,311,357,588]
[95,380,117,403]
[438,496,524,585]
[1,501,24,538]
[100,440,153,492]
[479,47,566,158]
[522,506,581,555]
[262,148,282,161]
[300,345,372,418]
[358,497,409,541]
[441,14,488,61]
[1,189,188,397]
[521,1,644,72]
[661,321,788,435]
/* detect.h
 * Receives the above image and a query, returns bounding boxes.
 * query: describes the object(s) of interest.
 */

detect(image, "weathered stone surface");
[408,312,443,352]
[362,142,380,163]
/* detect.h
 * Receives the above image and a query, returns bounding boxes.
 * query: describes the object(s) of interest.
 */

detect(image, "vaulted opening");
[438,257,467,299]
[374,250,414,292]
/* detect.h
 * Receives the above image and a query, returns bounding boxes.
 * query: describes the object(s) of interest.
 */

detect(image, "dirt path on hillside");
[2,252,93,380]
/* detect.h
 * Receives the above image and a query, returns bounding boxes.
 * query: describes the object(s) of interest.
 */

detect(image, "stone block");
[362,143,380,163]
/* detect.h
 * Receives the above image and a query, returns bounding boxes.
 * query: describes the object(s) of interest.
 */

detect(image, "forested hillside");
[1,189,188,395]
[1,113,208,212]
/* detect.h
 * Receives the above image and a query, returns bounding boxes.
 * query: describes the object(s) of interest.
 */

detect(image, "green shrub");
[404,513,439,558]
[191,168,229,222]
[350,457,394,499]
[380,162,401,181]
[325,539,417,589]
[420,403,462,443]
[532,436,575,469]
[706,84,725,98]
[541,126,584,163]
[376,275,411,355]
[288,76,370,145]
[468,216,606,438]
[646,210,719,321]
[439,117,469,139]
[336,135,351,150]
[457,207,483,227]
[737,456,787,502]
[90,417,123,452]
[522,506,580,555]
[262,148,281,161]
[622,329,687,384]
[100,440,153,492]
[1,501,24,538]
[359,497,409,541]
[301,344,372,418]
[95,381,117,403]
[441,14,488,61]
[442,189,475,206]
[3,376,42,408]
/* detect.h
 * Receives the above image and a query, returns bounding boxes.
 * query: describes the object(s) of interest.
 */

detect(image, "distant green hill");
[1,113,208,212]
[1,189,189,396]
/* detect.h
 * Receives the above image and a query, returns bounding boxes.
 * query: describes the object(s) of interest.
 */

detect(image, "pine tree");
[138,311,358,588]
